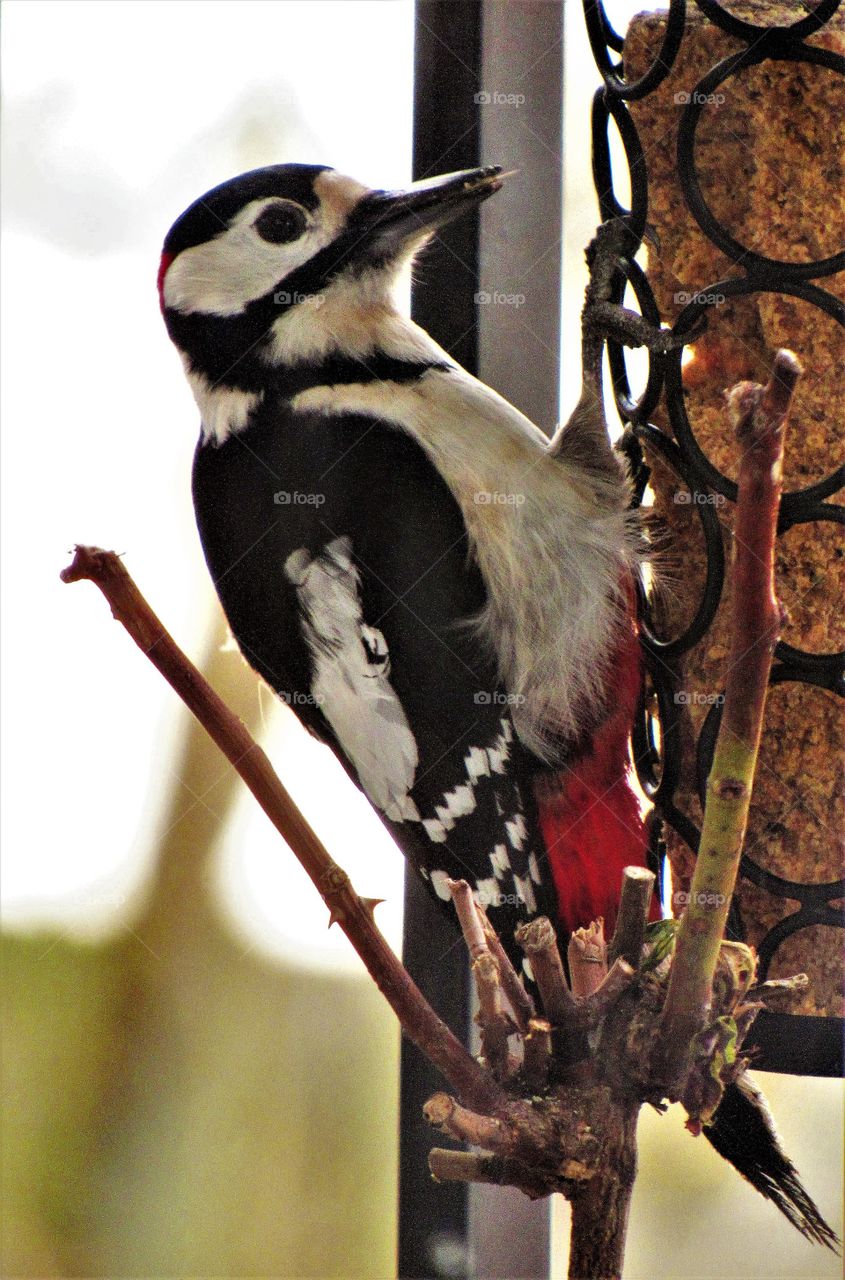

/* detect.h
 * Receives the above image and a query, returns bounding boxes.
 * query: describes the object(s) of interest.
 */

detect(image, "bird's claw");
[583,300,709,354]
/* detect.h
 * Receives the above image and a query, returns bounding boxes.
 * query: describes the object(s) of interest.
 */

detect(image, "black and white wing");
[192,394,558,944]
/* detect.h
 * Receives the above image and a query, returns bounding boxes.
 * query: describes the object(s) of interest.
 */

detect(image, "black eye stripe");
[254,201,309,245]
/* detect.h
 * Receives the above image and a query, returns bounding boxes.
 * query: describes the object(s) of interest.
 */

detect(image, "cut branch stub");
[568,919,608,998]
[515,916,579,1029]
[447,879,515,1081]
[608,866,656,969]
[478,905,536,1032]
[523,1018,554,1092]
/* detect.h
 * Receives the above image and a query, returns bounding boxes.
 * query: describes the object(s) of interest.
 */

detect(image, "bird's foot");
[584,299,707,353]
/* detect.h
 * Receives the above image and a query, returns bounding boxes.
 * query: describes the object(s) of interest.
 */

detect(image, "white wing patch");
[430,869,453,901]
[513,874,537,914]
[465,747,490,783]
[490,845,511,879]
[505,814,527,852]
[422,718,545,919]
[285,536,420,822]
[474,878,501,908]
[419,719,515,844]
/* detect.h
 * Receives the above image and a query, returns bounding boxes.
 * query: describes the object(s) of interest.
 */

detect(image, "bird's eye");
[254,201,309,245]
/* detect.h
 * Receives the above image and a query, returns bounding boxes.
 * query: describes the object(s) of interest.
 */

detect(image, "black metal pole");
[402,3,564,1276]
[401,11,482,1277]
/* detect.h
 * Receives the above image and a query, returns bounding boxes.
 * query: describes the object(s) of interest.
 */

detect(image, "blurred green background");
[1,630,401,1276]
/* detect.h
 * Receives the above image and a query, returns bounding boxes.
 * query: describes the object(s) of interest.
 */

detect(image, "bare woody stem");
[608,867,655,969]
[428,1149,553,1199]
[60,545,505,1116]
[568,919,607,999]
[568,1101,639,1280]
[478,907,536,1033]
[658,351,801,1087]
[448,879,513,1079]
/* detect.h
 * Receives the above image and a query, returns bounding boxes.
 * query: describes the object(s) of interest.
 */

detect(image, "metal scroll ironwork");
[584,0,844,1073]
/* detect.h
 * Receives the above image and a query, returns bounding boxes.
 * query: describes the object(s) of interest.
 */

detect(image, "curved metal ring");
[637,657,685,807]
[635,424,727,658]
[591,88,649,239]
[692,0,842,44]
[677,42,845,277]
[665,278,845,509]
[755,906,844,981]
[585,0,687,100]
[606,258,666,423]
[696,668,845,806]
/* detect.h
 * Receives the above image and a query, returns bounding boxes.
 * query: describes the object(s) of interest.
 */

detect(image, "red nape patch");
[535,611,660,938]
[157,251,174,312]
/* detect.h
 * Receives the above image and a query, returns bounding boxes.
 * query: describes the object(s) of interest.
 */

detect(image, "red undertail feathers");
[535,604,659,939]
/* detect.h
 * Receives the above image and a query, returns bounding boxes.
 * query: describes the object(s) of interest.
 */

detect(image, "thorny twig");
[60,545,504,1117]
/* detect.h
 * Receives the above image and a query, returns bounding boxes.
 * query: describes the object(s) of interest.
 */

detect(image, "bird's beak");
[350,166,504,254]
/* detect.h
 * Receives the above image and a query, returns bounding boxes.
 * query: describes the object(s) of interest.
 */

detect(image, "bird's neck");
[182,276,451,446]
[266,270,450,371]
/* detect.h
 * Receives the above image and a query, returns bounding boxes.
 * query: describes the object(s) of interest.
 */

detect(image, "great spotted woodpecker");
[159,164,836,1247]
[159,162,647,946]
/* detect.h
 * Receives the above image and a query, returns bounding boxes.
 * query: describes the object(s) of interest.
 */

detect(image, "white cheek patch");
[163,198,335,317]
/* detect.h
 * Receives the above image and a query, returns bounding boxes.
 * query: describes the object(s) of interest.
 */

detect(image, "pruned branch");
[568,919,607,998]
[608,866,656,969]
[478,906,536,1033]
[522,1018,553,1091]
[581,958,636,1025]
[447,879,514,1080]
[515,915,579,1029]
[657,350,801,1093]
[60,545,504,1116]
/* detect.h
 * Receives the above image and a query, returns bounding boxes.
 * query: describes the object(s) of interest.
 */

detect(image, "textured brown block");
[624,3,844,1016]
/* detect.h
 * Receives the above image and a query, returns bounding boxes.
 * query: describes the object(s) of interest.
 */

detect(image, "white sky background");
[2,0,653,970]
[1,0,418,967]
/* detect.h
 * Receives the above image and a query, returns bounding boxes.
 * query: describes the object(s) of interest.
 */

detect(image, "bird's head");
[159,163,503,383]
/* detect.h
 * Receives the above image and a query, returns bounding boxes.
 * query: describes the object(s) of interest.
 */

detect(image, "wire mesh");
[583,0,844,1072]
